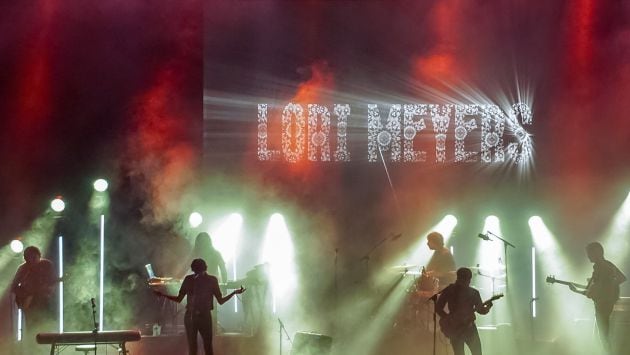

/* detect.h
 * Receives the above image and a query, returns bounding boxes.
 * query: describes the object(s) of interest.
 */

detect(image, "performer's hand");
[236,286,246,294]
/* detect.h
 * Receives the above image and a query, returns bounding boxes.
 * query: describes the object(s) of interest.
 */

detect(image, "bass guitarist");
[568,242,626,353]
[436,267,494,355]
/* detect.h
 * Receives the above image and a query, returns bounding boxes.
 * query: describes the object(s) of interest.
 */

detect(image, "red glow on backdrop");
[413,0,464,86]
[125,1,201,224]
[9,1,57,141]
[127,65,197,223]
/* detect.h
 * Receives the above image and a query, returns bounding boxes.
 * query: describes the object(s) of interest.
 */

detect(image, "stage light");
[601,192,630,264]
[99,215,104,331]
[210,213,243,312]
[437,214,458,241]
[261,213,296,313]
[531,247,536,318]
[51,197,65,212]
[189,212,203,228]
[10,239,24,253]
[528,216,552,250]
[93,179,108,192]
[210,213,242,263]
[58,236,64,332]
[477,215,505,292]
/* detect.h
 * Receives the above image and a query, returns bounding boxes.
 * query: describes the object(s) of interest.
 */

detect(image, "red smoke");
[413,0,465,87]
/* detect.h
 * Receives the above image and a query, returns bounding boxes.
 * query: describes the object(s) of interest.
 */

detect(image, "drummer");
[424,232,456,287]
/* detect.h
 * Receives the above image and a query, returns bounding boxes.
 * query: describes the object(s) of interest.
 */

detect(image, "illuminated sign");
[258,103,532,164]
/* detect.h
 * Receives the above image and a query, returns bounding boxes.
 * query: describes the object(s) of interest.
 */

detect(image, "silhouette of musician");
[10,246,56,351]
[425,231,456,286]
[436,267,493,355]
[157,258,244,355]
[191,232,228,283]
[569,242,626,353]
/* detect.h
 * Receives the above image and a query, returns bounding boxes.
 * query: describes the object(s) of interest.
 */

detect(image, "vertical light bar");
[450,246,454,257]
[17,309,22,341]
[99,214,104,331]
[59,236,64,332]
[531,247,536,318]
[233,258,238,312]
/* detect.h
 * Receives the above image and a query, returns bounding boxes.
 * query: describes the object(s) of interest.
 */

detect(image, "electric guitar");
[14,285,34,310]
[545,275,589,289]
[439,293,503,338]
[545,275,591,297]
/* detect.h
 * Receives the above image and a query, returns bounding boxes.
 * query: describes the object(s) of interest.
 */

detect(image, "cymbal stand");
[278,318,292,355]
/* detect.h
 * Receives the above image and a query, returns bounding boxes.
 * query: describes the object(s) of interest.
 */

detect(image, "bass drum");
[415,273,439,292]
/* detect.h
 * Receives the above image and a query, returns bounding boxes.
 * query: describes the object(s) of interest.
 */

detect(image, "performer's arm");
[474,292,492,315]
[615,266,627,285]
[157,278,188,303]
[569,278,590,297]
[214,282,245,305]
[435,288,448,318]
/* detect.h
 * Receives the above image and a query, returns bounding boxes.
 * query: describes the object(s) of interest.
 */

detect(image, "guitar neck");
[553,279,587,289]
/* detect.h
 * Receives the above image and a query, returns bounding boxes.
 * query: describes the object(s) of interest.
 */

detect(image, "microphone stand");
[359,233,401,283]
[91,298,98,354]
[427,287,446,355]
[476,266,498,294]
[485,231,515,292]
[278,318,292,355]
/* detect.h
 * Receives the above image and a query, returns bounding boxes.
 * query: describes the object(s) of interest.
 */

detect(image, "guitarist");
[10,246,56,349]
[568,242,626,352]
[436,267,493,355]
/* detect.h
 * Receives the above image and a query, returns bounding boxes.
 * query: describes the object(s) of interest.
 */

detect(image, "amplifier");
[290,331,333,355]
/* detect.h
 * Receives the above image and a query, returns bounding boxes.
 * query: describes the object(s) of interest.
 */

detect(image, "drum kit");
[389,264,484,332]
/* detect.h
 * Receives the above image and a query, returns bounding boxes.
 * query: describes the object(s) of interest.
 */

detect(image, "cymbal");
[402,271,422,275]
[390,264,418,270]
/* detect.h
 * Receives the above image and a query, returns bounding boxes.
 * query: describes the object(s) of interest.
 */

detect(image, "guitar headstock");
[546,275,556,284]
[490,293,504,301]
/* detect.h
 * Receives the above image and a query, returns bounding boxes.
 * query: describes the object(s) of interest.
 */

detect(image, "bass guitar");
[545,275,588,289]
[439,293,503,338]
[545,275,591,297]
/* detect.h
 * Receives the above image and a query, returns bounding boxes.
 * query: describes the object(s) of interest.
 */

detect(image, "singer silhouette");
[156,258,245,355]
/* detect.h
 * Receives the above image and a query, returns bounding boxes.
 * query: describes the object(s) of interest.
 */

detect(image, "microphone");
[478,233,491,241]
[91,298,96,308]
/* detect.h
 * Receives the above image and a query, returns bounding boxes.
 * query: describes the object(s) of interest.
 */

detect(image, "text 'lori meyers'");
[257,103,532,164]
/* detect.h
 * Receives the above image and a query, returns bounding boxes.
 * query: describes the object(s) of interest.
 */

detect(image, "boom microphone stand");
[427,287,446,355]
[359,233,402,281]
[481,231,515,291]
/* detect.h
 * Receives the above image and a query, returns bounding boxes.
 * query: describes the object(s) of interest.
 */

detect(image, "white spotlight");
[262,213,296,313]
[10,239,24,253]
[189,212,203,228]
[51,197,65,212]
[93,179,109,192]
